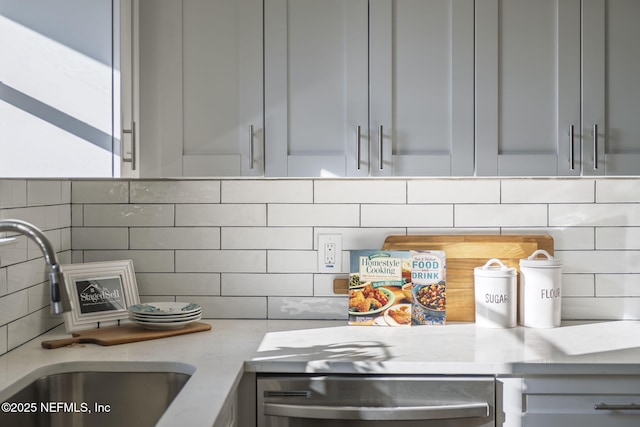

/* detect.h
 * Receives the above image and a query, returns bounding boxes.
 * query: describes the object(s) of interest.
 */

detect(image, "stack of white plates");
[128,302,202,330]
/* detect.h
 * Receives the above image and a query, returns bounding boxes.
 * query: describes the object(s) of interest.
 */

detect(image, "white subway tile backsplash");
[550,204,640,227]
[176,250,266,273]
[83,250,175,273]
[27,282,49,312]
[136,273,220,296]
[267,251,317,273]
[27,181,65,206]
[0,236,27,267]
[596,227,640,250]
[72,181,129,204]
[0,180,27,208]
[71,204,83,226]
[0,179,70,354]
[84,204,174,227]
[44,204,71,229]
[559,250,640,274]
[0,326,6,355]
[222,227,312,250]
[268,204,360,227]
[596,179,640,202]
[0,268,6,296]
[534,228,595,250]
[28,230,62,260]
[408,179,500,204]
[131,227,220,250]
[222,273,312,296]
[131,180,220,203]
[61,228,71,252]
[456,204,548,228]
[221,180,313,203]
[267,297,346,320]
[1,206,47,229]
[315,180,406,204]
[562,274,595,297]
[408,227,501,235]
[8,308,61,350]
[7,258,47,293]
[176,204,266,226]
[4,176,640,355]
[361,204,453,227]
[0,290,28,325]
[313,227,403,250]
[313,274,343,296]
[596,274,640,297]
[563,297,640,320]
[501,179,594,203]
[189,296,267,318]
[72,227,129,250]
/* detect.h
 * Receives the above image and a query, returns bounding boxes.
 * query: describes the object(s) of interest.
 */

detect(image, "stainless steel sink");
[0,370,191,427]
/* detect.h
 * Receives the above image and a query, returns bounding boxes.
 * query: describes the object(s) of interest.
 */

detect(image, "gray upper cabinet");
[264,0,475,177]
[369,0,475,176]
[137,0,263,177]
[475,0,580,176]
[582,0,640,175]
[127,0,639,177]
[476,0,640,176]
[264,0,369,177]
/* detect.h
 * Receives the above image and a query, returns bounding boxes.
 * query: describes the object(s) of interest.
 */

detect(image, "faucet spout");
[0,219,71,315]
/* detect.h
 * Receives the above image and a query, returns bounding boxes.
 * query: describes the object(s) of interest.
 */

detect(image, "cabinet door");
[582,0,640,175]
[264,0,368,177]
[475,0,581,176]
[138,0,263,177]
[523,375,640,427]
[369,0,475,176]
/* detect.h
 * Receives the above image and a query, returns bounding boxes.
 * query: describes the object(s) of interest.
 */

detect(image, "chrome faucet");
[0,219,71,314]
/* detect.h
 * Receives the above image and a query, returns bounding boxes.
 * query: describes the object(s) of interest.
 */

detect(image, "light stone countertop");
[1,319,640,426]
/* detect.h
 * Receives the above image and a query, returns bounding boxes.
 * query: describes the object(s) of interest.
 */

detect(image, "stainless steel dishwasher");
[257,375,495,426]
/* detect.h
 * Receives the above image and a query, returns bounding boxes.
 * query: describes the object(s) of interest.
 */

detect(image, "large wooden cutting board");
[41,322,212,349]
[335,235,553,322]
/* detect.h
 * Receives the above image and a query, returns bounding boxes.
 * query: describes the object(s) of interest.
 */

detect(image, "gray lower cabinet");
[522,375,640,426]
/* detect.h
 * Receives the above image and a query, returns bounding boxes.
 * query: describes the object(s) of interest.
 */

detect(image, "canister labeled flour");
[474,259,517,328]
[519,249,562,328]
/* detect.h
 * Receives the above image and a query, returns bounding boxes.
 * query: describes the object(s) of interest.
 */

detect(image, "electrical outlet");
[318,234,342,273]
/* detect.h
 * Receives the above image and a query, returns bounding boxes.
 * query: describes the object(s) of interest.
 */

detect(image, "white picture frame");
[61,260,140,332]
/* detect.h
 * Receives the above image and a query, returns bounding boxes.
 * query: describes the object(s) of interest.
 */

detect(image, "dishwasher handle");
[264,402,489,421]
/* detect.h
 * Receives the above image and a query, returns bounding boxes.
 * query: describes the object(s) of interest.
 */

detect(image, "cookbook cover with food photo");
[348,250,413,326]
[411,250,446,325]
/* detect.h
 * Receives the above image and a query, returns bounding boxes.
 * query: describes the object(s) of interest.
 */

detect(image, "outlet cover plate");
[318,234,342,273]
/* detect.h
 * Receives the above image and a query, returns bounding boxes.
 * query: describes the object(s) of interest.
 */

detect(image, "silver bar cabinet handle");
[122,121,136,171]
[593,123,598,170]
[569,125,575,171]
[249,124,254,170]
[264,402,489,421]
[595,403,640,411]
[378,125,383,170]
[356,125,361,170]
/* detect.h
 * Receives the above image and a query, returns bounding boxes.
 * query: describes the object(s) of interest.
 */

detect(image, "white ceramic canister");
[519,249,563,328]
[474,259,517,328]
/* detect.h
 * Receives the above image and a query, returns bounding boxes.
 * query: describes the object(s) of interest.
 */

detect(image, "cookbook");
[348,250,446,326]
